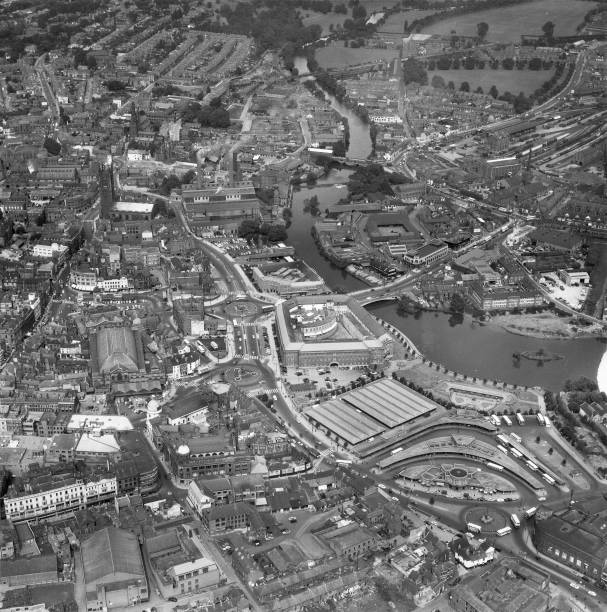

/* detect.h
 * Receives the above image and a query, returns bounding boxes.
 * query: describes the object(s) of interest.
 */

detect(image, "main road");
[174,202,251,295]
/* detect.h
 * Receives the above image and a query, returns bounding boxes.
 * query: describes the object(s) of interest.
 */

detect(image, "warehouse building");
[305,378,437,448]
[82,527,148,610]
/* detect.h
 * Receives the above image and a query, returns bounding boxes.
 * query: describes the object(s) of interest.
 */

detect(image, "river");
[286,56,373,291]
[288,57,605,390]
[293,55,372,159]
[368,304,606,391]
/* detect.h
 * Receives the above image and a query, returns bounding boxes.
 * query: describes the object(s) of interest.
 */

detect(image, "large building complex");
[4,471,118,522]
[533,504,607,584]
[251,260,328,296]
[305,378,437,448]
[179,182,261,234]
[275,295,392,368]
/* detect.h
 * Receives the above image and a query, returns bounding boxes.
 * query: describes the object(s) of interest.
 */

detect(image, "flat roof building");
[275,295,392,368]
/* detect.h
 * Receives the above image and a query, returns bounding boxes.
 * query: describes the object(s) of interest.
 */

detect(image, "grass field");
[420,0,597,43]
[316,43,398,69]
[301,11,349,35]
[427,67,557,95]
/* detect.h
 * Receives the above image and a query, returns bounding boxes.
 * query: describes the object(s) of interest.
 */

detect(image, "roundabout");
[464,506,509,534]
[222,365,262,388]
[225,299,261,319]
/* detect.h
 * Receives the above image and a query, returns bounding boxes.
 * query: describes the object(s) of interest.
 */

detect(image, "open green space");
[420,0,597,43]
[428,67,557,96]
[315,42,398,69]
[301,10,349,35]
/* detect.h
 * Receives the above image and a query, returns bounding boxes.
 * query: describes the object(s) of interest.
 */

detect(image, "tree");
[431,75,446,89]
[475,86,484,94]
[351,4,367,20]
[548,447,553,455]
[502,57,515,70]
[542,21,555,41]
[402,57,427,85]
[489,85,499,99]
[528,57,542,71]
[43,137,61,156]
[447,80,455,90]
[477,22,489,40]
[460,81,470,92]
[104,80,127,92]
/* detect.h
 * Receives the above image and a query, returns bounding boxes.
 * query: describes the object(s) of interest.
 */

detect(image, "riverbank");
[488,312,607,340]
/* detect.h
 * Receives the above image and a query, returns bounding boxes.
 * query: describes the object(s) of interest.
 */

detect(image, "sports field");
[428,67,557,96]
[316,43,398,69]
[420,0,596,43]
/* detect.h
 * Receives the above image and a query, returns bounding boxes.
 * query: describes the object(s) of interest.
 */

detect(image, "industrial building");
[82,527,148,610]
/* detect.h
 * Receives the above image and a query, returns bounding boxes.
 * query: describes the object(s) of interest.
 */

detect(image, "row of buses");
[495,433,557,486]
[489,412,530,427]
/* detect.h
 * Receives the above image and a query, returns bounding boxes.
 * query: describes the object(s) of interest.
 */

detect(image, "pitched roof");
[96,326,139,374]
[82,527,145,584]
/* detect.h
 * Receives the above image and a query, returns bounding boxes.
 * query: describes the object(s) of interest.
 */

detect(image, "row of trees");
[428,56,555,71]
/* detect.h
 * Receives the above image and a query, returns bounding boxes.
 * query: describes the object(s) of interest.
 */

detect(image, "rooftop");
[340,378,438,429]
[306,399,384,445]
[82,527,145,585]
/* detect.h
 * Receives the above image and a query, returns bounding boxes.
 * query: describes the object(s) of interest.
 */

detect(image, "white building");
[5,475,118,522]
[186,480,213,517]
[32,242,69,262]
[403,242,449,266]
[126,149,150,161]
[67,414,134,433]
[97,276,130,292]
[558,269,590,286]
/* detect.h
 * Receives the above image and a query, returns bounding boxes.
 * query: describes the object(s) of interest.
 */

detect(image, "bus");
[467,523,482,534]
[487,462,504,471]
[496,433,510,446]
[543,473,556,485]
[526,460,538,471]
[510,433,522,444]
[493,415,502,426]
[544,416,552,428]
[537,413,546,426]
[516,413,525,425]
[510,448,523,458]
[525,507,537,518]
[497,445,509,455]
[510,513,521,528]
[497,526,512,536]
[391,447,403,455]
[503,415,513,426]
[336,459,352,465]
